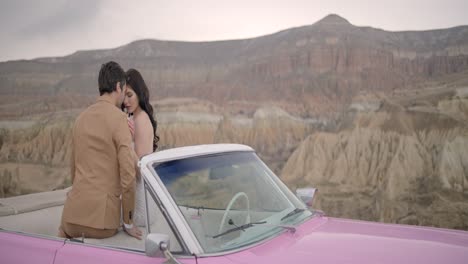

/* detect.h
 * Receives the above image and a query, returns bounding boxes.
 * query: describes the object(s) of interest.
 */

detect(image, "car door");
[0,231,65,264]
[53,184,197,264]
[53,241,197,264]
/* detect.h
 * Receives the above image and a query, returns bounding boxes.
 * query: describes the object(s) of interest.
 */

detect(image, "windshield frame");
[143,159,205,255]
[146,150,313,255]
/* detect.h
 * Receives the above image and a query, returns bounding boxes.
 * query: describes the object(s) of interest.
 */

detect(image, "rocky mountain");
[1,14,468,118]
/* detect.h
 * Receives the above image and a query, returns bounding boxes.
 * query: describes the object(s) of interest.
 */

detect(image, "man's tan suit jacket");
[62,97,137,229]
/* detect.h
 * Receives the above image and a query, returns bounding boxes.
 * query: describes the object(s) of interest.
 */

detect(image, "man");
[59,61,142,239]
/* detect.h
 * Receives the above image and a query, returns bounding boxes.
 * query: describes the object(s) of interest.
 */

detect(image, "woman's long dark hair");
[125,68,159,151]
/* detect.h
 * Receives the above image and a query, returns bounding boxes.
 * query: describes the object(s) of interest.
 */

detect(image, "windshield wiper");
[212,220,267,239]
[281,208,306,221]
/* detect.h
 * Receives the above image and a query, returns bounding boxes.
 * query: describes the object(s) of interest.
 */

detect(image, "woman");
[123,68,159,227]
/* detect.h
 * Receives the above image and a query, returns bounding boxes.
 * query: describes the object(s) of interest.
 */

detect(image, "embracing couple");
[58,61,159,240]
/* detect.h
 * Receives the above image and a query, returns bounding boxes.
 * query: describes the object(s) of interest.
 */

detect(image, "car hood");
[224,215,468,264]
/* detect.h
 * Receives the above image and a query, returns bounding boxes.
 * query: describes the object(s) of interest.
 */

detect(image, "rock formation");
[282,96,468,230]
[0,104,313,197]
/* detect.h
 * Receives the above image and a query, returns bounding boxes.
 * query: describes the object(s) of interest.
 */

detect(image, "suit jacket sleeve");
[70,129,76,184]
[114,116,137,225]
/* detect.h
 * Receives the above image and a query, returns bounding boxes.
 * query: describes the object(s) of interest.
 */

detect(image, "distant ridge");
[314,14,351,25]
[1,14,468,118]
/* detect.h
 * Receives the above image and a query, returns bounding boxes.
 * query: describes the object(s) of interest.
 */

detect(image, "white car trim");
[141,144,253,165]
[142,161,204,254]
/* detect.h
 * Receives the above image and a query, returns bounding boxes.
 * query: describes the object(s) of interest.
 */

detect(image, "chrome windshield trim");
[142,162,204,255]
[143,180,189,255]
[257,157,307,210]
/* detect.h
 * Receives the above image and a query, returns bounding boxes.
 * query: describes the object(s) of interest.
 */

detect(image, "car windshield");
[153,151,312,253]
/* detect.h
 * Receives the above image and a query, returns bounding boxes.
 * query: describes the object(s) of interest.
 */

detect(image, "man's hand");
[124,224,143,240]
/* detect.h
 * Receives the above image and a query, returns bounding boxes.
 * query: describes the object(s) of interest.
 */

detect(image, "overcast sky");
[1,0,467,62]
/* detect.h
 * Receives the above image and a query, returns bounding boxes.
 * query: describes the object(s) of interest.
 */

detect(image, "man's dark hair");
[98,61,126,95]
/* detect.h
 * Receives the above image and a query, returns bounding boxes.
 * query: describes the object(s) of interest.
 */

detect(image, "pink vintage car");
[1,144,468,263]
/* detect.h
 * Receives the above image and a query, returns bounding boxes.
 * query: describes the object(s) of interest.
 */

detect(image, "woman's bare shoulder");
[134,111,152,131]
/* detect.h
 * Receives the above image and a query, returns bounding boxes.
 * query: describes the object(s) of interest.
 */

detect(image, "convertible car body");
[1,144,468,263]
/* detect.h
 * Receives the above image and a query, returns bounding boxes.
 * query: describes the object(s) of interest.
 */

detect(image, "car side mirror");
[145,234,182,263]
[296,187,317,207]
[145,233,170,258]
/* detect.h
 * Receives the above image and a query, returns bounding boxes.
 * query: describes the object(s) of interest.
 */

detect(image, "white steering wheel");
[218,192,251,234]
